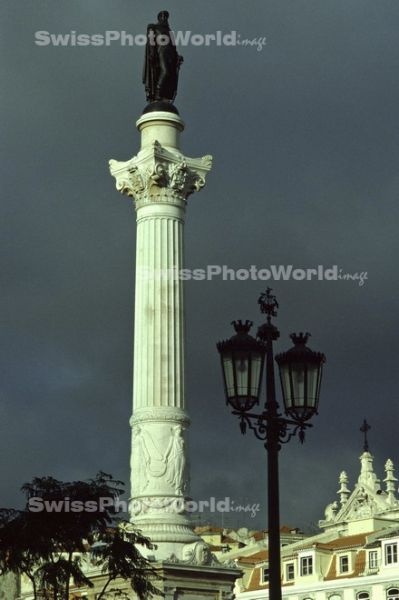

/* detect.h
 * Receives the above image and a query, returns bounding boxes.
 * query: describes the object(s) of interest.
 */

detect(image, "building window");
[339,554,349,573]
[387,588,399,600]
[385,543,398,565]
[357,593,370,600]
[369,550,378,569]
[285,562,295,581]
[328,594,341,600]
[260,567,269,584]
[300,555,313,576]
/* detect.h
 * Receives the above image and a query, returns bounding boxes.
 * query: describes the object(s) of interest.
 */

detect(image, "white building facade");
[233,450,399,600]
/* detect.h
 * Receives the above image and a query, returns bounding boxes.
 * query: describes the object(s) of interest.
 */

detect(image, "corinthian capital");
[109,140,212,207]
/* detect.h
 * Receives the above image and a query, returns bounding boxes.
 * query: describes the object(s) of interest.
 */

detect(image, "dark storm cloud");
[1,0,399,529]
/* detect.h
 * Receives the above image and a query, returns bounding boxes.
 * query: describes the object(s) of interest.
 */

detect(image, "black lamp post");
[217,288,325,600]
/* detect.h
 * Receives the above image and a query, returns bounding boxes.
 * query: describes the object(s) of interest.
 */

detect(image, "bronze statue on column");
[142,11,183,114]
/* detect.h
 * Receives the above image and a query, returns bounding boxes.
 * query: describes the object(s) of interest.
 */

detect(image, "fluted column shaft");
[133,206,185,411]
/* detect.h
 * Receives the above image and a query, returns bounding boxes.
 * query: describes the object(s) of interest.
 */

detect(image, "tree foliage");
[0,473,160,600]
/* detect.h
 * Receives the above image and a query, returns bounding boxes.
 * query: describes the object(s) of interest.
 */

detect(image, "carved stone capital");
[109,140,212,208]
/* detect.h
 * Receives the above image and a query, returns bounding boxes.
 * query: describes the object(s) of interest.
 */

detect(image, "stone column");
[109,111,212,560]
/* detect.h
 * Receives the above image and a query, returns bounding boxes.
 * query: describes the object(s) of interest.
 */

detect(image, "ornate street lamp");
[217,320,266,414]
[276,332,324,423]
[216,288,326,600]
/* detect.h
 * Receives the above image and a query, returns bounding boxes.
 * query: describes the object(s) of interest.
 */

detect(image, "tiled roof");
[251,526,299,541]
[246,566,269,591]
[280,525,301,534]
[321,533,370,550]
[325,555,337,580]
[194,526,223,534]
[296,532,371,552]
[252,530,267,541]
[325,550,366,580]
[238,550,269,565]
[221,535,237,544]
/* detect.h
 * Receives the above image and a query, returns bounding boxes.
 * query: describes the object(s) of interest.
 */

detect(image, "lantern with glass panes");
[217,320,265,414]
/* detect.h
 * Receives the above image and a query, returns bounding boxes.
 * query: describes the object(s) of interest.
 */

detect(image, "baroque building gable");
[320,452,399,530]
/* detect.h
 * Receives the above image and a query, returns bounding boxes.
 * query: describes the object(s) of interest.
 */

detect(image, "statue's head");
[158,11,169,24]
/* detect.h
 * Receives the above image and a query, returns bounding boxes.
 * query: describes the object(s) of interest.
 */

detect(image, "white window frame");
[356,592,370,600]
[368,550,378,569]
[385,542,399,565]
[260,566,269,584]
[387,588,399,600]
[300,554,313,576]
[285,561,295,581]
[338,554,349,574]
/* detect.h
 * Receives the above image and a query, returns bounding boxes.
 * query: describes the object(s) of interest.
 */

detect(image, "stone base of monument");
[117,525,240,599]
[150,560,240,600]
[85,558,240,600]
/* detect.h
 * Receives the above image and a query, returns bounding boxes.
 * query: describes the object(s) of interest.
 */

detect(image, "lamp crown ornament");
[278,332,325,368]
[217,320,264,353]
[232,319,253,334]
[290,332,311,346]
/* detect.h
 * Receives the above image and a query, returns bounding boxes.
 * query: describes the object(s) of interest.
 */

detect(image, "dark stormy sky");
[1,1,399,531]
